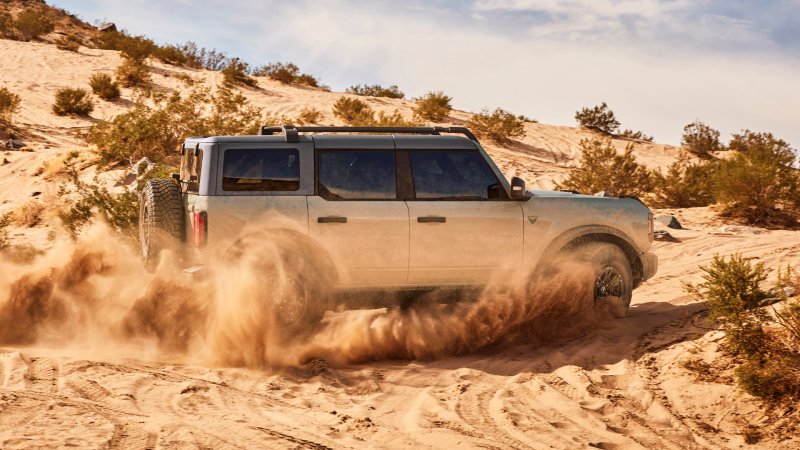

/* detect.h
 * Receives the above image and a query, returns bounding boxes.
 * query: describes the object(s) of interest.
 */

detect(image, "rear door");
[402,142,524,285]
[307,136,409,286]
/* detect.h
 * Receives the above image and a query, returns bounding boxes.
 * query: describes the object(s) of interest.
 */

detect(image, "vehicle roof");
[184,134,478,150]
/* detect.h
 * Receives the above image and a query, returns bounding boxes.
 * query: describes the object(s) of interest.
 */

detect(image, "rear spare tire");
[140,178,184,271]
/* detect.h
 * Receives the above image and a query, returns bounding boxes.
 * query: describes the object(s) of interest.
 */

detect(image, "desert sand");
[1,32,799,450]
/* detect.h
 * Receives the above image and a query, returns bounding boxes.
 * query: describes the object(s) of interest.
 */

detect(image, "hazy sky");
[52,0,800,147]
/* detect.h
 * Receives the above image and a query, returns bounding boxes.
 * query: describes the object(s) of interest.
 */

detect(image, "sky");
[52,0,800,148]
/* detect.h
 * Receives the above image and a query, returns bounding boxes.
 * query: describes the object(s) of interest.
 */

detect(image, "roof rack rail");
[257,125,479,143]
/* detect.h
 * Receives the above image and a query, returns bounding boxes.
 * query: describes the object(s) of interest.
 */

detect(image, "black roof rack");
[258,125,479,143]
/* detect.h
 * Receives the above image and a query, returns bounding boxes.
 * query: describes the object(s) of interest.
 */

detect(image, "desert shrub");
[152,44,189,65]
[682,121,722,159]
[619,129,653,142]
[252,62,320,87]
[554,139,653,196]
[171,42,228,70]
[116,59,150,88]
[55,34,81,52]
[0,212,11,249]
[413,91,452,122]
[13,201,44,227]
[651,154,717,208]
[0,12,12,38]
[0,87,22,126]
[52,88,94,116]
[222,57,257,87]
[58,153,138,239]
[517,115,538,123]
[575,102,620,134]
[714,130,799,228]
[13,8,55,41]
[373,110,423,127]
[685,256,800,403]
[88,73,121,101]
[88,87,261,165]
[296,107,323,125]
[95,31,155,63]
[467,108,526,143]
[332,97,375,124]
[346,84,405,99]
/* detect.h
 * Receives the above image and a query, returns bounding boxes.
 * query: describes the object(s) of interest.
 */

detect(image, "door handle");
[318,216,347,223]
[417,216,446,223]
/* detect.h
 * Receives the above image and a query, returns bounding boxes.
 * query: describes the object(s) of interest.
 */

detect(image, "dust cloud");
[0,224,612,369]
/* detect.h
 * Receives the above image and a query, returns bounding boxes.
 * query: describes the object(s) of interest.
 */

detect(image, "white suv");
[139,126,657,329]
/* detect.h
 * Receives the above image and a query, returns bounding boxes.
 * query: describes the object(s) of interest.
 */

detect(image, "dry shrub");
[88,73,121,101]
[346,84,405,99]
[168,41,228,70]
[686,257,800,403]
[575,102,620,134]
[94,30,155,63]
[252,62,321,87]
[413,91,452,122]
[467,108,526,143]
[13,201,44,227]
[88,87,262,165]
[332,97,374,124]
[682,121,722,159]
[554,138,653,197]
[0,212,10,249]
[714,130,799,228]
[0,11,12,38]
[619,129,653,142]
[13,8,55,41]
[651,154,716,208]
[52,88,94,116]
[222,57,257,87]
[116,59,150,88]
[0,87,22,126]
[55,34,81,52]
[297,107,323,125]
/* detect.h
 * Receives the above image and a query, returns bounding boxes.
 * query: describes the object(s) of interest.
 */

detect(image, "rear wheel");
[139,179,184,271]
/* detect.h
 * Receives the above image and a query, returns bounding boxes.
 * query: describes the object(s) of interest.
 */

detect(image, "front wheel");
[578,242,633,318]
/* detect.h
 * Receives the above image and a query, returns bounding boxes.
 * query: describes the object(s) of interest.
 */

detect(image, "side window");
[180,148,203,193]
[318,150,396,200]
[410,150,501,200]
[222,148,300,191]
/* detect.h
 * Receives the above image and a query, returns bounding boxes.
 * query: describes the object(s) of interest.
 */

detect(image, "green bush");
[58,153,139,239]
[152,44,190,65]
[346,84,405,99]
[619,129,653,142]
[87,87,262,166]
[13,8,54,41]
[575,102,620,134]
[222,57,257,87]
[682,121,722,159]
[714,130,799,228]
[554,139,653,196]
[55,34,81,52]
[94,30,155,63]
[413,91,452,122]
[332,97,374,124]
[685,256,800,403]
[116,59,150,88]
[252,62,321,87]
[52,88,94,116]
[651,154,716,208]
[0,87,22,126]
[88,73,121,101]
[467,108,526,143]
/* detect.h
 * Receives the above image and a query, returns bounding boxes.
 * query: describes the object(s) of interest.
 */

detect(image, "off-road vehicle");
[140,126,657,329]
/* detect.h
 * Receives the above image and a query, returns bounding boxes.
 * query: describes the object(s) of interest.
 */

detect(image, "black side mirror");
[510,177,531,200]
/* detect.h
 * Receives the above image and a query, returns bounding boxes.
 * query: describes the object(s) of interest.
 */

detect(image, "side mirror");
[510,176,531,200]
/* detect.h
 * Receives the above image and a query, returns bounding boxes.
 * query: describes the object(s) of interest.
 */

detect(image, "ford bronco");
[139,126,657,329]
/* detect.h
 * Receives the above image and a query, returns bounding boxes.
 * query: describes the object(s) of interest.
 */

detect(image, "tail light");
[192,211,207,247]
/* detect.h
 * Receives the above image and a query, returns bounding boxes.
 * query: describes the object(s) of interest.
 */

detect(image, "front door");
[307,148,409,286]
[405,149,524,285]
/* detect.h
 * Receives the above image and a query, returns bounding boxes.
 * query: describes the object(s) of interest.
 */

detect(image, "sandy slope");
[1,35,799,450]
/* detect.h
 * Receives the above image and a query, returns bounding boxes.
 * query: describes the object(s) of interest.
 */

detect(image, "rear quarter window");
[222,148,300,191]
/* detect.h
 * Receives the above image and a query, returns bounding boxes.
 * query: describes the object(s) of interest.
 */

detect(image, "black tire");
[576,242,633,318]
[139,178,184,271]
[224,230,336,335]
